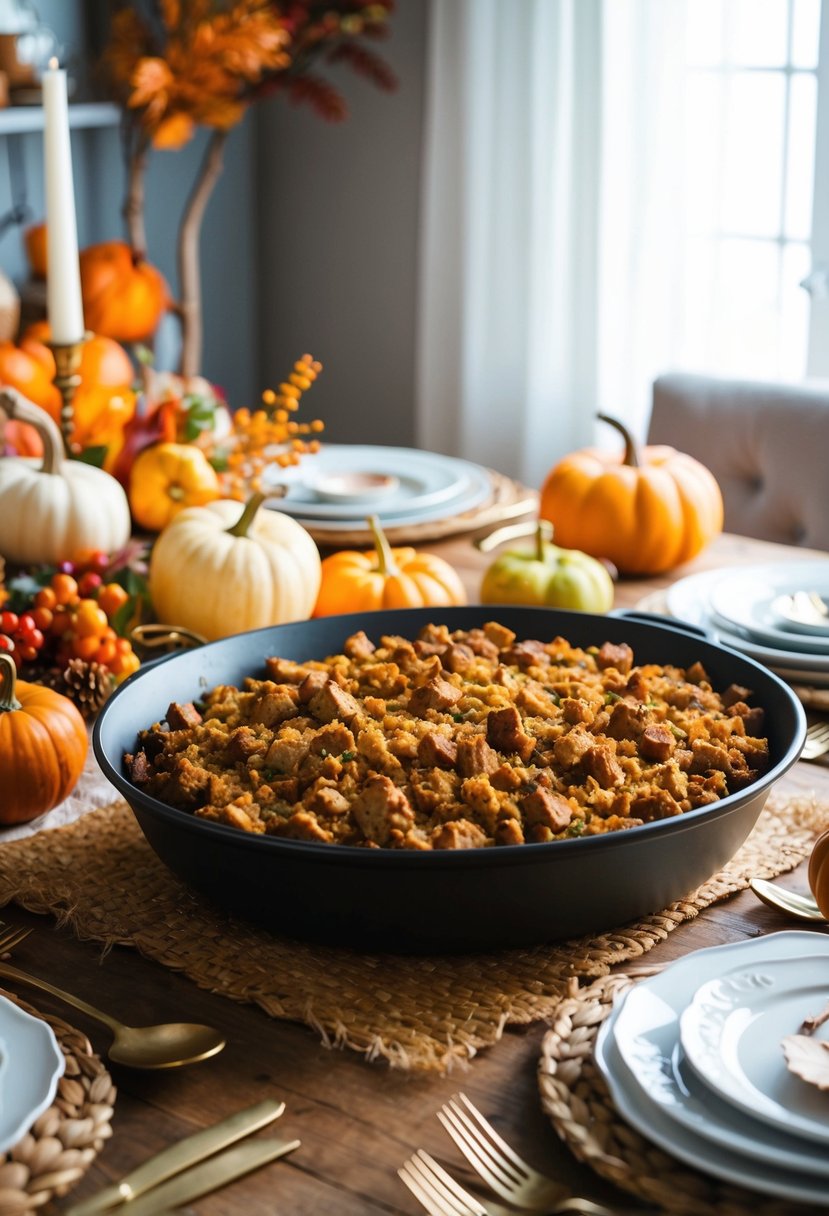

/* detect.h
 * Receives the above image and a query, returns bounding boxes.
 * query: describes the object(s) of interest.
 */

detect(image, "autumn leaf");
[782,1034,829,1091]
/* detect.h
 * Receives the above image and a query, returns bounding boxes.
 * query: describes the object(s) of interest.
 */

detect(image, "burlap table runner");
[0,789,824,1075]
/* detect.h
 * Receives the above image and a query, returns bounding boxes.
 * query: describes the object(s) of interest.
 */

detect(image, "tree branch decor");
[104,0,397,378]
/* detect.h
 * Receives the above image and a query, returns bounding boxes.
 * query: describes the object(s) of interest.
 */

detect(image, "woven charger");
[0,993,115,1216]
[539,975,825,1216]
[0,789,823,1076]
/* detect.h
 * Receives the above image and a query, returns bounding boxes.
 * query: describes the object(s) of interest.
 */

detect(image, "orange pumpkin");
[0,324,137,466]
[24,221,47,279]
[129,441,221,532]
[0,653,88,824]
[314,516,467,616]
[808,828,829,919]
[80,241,169,343]
[539,414,724,576]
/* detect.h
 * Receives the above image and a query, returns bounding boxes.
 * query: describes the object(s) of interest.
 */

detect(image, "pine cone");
[62,658,115,718]
[36,666,69,695]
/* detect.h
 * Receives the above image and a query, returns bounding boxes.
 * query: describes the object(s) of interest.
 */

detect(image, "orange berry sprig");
[35,572,140,681]
[218,354,325,501]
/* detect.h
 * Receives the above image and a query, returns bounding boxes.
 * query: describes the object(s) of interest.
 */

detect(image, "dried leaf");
[782,1033,829,1091]
[801,998,829,1035]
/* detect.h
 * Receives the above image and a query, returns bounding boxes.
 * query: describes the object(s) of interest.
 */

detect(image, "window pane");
[683,238,784,377]
[781,242,812,376]
[722,73,785,236]
[686,0,725,67]
[724,0,789,67]
[785,73,817,239]
[792,0,821,66]
[684,73,725,233]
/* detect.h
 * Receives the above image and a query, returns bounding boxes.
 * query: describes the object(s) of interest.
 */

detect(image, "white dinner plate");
[665,566,829,673]
[679,956,829,1146]
[595,1020,829,1205]
[263,446,491,522]
[605,968,829,1176]
[0,994,64,1154]
[709,565,829,654]
[594,931,829,1202]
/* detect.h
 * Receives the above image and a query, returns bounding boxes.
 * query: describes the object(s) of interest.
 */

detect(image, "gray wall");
[255,0,428,445]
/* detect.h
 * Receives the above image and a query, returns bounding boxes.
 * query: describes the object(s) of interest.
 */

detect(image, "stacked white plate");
[0,993,64,1153]
[663,560,829,687]
[594,931,829,1203]
[262,445,493,533]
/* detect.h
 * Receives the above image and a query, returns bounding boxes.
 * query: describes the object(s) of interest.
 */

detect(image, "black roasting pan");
[93,606,806,951]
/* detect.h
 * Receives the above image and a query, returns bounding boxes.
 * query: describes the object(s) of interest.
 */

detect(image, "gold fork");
[800,721,829,761]
[399,1149,631,1216]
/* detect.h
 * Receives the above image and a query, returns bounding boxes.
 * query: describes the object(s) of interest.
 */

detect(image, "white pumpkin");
[149,494,322,641]
[0,389,131,563]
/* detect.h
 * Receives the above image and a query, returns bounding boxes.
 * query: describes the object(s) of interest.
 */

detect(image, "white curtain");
[416,0,689,488]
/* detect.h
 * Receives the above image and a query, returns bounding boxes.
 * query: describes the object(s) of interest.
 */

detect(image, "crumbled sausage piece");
[502,639,550,669]
[344,630,376,661]
[457,735,499,777]
[226,726,267,762]
[485,706,535,761]
[463,630,500,660]
[606,699,647,740]
[722,683,752,708]
[126,751,150,783]
[166,701,203,730]
[413,640,448,658]
[640,724,676,762]
[408,677,462,716]
[351,775,414,845]
[440,643,475,674]
[625,670,649,701]
[520,788,573,832]
[596,642,633,674]
[583,743,624,788]
[298,671,329,703]
[431,818,489,849]
[266,657,313,683]
[308,680,360,723]
[417,732,458,769]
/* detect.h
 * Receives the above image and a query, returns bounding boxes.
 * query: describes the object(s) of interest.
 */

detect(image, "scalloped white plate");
[0,994,64,1154]
[679,956,829,1146]
[595,931,829,1202]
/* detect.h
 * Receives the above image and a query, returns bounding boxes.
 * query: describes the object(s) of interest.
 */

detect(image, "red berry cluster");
[0,609,46,666]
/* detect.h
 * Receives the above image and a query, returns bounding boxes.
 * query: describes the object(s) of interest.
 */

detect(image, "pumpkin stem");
[368,514,399,577]
[536,519,553,561]
[0,654,21,713]
[227,492,266,538]
[596,413,640,468]
[0,388,64,473]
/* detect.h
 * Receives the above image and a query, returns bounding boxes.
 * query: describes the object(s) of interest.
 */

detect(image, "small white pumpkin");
[0,389,131,563]
[149,493,322,641]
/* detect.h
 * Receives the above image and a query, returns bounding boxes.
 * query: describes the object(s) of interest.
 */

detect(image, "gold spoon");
[0,960,226,1068]
[749,878,827,923]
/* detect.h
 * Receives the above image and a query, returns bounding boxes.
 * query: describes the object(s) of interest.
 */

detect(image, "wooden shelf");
[0,102,120,135]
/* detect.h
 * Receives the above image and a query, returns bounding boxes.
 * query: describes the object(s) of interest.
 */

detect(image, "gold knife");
[112,1137,300,1216]
[65,1099,286,1216]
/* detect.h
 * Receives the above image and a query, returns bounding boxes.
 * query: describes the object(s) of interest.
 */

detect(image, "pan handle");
[609,608,713,642]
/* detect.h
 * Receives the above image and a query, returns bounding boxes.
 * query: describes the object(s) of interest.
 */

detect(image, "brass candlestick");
[48,331,91,450]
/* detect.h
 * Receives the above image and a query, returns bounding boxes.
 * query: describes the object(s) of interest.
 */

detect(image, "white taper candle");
[42,57,85,344]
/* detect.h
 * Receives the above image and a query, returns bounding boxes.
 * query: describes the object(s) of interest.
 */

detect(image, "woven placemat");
[0,790,824,1075]
[306,469,538,547]
[0,992,115,1215]
[538,974,825,1216]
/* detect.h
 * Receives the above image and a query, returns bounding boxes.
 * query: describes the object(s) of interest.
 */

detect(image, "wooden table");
[18,531,829,1215]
